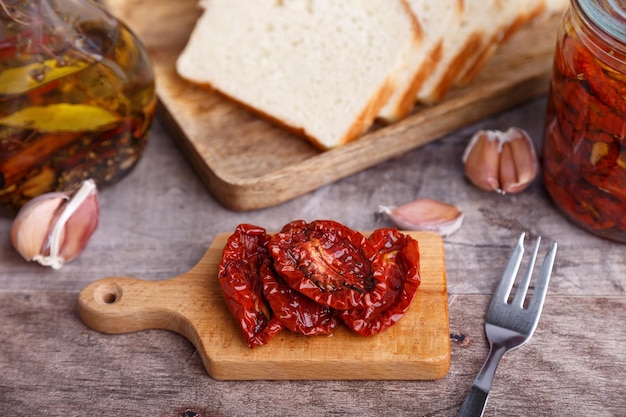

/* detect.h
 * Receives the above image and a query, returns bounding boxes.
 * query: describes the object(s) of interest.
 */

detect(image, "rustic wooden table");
[1,97,624,416]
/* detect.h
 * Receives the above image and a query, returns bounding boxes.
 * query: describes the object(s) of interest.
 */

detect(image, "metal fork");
[457,232,558,417]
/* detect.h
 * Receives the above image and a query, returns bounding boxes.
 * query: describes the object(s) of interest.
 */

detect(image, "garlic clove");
[10,193,67,264]
[503,127,539,193]
[462,130,501,192]
[462,127,538,194]
[11,179,99,269]
[498,141,518,193]
[380,198,464,237]
[54,184,99,264]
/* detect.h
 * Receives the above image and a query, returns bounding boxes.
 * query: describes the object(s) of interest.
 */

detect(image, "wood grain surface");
[2,2,625,415]
[77,231,450,380]
[104,0,563,211]
[2,97,625,416]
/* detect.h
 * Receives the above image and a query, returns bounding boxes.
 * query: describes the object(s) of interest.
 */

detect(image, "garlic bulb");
[462,127,539,194]
[380,198,464,237]
[11,179,99,269]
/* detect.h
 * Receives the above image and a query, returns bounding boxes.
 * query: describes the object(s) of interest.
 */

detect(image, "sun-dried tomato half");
[218,224,283,348]
[268,220,387,310]
[261,257,338,336]
[340,228,421,336]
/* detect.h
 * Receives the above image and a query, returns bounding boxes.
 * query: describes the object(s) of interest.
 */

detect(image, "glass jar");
[0,0,156,216]
[542,0,626,242]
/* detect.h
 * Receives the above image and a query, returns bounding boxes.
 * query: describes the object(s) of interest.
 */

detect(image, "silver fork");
[457,232,557,417]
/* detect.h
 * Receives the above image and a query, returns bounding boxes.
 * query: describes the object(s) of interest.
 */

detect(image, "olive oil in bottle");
[0,0,156,215]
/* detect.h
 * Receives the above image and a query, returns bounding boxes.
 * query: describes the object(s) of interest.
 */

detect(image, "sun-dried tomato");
[340,228,421,336]
[261,257,339,336]
[218,224,283,348]
[219,221,423,348]
[268,220,387,310]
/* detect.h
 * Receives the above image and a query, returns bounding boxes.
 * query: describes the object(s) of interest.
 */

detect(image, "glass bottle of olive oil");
[0,0,156,215]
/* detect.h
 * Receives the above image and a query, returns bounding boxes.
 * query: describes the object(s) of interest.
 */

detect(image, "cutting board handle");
[78,276,188,335]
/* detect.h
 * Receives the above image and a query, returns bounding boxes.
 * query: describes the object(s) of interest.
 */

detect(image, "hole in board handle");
[93,282,122,305]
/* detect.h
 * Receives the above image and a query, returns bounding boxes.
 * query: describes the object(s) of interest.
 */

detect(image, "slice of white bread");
[377,0,462,123]
[176,0,422,150]
[459,0,571,86]
[415,0,497,104]
[415,0,563,103]
[454,0,547,87]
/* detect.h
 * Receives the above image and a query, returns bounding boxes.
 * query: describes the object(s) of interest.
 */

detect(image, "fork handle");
[457,344,507,417]
[457,385,489,417]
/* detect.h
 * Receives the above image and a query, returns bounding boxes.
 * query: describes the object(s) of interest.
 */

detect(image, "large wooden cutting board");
[103,0,563,210]
[78,231,450,380]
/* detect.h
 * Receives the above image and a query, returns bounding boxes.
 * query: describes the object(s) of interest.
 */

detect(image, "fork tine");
[492,232,525,304]
[512,236,542,308]
[527,241,558,315]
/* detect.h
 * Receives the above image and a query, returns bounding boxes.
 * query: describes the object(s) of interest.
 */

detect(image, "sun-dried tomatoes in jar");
[340,228,421,336]
[542,0,626,242]
[268,220,387,310]
[218,224,283,348]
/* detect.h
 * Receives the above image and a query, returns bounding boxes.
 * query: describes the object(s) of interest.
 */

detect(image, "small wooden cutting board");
[78,231,450,380]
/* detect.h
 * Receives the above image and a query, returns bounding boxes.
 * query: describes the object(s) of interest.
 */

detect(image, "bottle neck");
[572,0,626,71]
[0,0,118,63]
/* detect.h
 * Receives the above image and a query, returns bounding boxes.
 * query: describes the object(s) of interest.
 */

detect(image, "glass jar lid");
[577,0,626,43]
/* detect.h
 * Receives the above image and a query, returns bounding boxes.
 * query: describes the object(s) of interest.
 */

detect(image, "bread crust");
[421,31,483,104]
[373,0,424,122]
[337,78,397,149]
[393,41,443,118]
[181,75,397,151]
[382,0,425,120]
